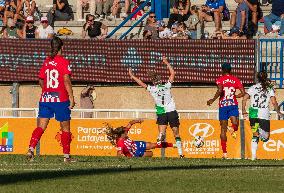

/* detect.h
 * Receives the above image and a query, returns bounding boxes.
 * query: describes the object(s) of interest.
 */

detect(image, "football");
[193,136,205,148]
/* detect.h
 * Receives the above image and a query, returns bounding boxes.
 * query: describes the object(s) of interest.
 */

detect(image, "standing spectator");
[143,12,158,39]
[23,16,36,38]
[107,0,130,20]
[80,85,96,118]
[76,0,96,21]
[263,0,284,36]
[230,0,249,36]
[82,14,108,39]
[35,17,54,39]
[186,5,201,39]
[167,0,190,28]
[199,0,225,32]
[47,0,73,27]
[3,18,21,38]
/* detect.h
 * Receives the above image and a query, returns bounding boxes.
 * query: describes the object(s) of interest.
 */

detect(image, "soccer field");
[0,155,284,193]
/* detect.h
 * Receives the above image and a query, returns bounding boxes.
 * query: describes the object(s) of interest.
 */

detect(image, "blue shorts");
[219,105,239,120]
[38,101,71,122]
[134,141,147,157]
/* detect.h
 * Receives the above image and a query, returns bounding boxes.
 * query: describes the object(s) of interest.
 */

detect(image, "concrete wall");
[0,85,283,110]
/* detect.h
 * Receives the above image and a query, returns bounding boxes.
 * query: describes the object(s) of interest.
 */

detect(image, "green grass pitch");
[0,155,284,193]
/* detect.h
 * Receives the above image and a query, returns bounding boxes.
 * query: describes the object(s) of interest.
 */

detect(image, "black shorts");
[156,110,180,128]
[249,118,270,132]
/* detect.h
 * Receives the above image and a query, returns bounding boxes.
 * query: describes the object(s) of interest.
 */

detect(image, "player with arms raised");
[242,71,283,160]
[207,63,245,159]
[128,56,184,158]
[27,37,75,162]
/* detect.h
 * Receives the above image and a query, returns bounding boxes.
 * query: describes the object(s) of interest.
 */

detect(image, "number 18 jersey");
[216,74,243,108]
[247,83,275,120]
[39,55,71,102]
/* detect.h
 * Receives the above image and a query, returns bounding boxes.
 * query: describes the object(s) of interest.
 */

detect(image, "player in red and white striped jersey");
[105,119,175,157]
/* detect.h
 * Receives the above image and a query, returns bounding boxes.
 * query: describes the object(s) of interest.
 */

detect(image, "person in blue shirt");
[199,0,228,32]
[264,0,284,35]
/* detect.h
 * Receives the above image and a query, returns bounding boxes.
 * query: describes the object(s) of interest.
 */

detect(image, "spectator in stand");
[0,0,5,20]
[263,0,284,36]
[76,0,95,21]
[95,0,113,20]
[157,20,171,39]
[199,0,227,32]
[47,0,73,27]
[176,22,189,39]
[243,0,261,36]
[169,22,178,38]
[3,18,22,38]
[35,16,54,39]
[167,0,190,28]
[3,0,17,26]
[221,26,247,39]
[131,0,144,20]
[143,12,158,39]
[186,5,201,39]
[143,29,152,39]
[23,16,36,38]
[16,0,41,21]
[230,0,249,36]
[80,85,96,118]
[107,0,130,20]
[82,14,108,39]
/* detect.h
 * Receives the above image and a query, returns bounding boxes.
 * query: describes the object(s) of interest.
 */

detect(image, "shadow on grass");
[1,164,284,185]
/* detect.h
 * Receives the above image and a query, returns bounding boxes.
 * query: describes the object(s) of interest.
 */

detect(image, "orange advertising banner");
[0,118,241,158]
[244,120,284,160]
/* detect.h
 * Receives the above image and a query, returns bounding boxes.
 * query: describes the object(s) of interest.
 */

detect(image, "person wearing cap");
[35,17,54,39]
[207,63,245,159]
[47,0,73,27]
[230,0,249,36]
[157,20,171,39]
[23,16,37,38]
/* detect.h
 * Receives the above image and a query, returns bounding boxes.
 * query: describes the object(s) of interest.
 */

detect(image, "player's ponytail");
[257,71,271,92]
[50,36,63,59]
[104,123,125,146]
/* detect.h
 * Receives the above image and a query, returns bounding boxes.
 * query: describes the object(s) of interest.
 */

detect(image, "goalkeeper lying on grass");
[105,119,176,157]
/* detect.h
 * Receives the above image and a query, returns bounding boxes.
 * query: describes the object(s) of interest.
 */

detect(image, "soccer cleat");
[26,149,35,162]
[179,155,185,158]
[222,153,228,159]
[228,126,237,139]
[64,157,77,163]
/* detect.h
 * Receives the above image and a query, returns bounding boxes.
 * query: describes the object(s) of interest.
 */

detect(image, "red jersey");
[116,137,137,157]
[216,74,243,108]
[39,55,71,102]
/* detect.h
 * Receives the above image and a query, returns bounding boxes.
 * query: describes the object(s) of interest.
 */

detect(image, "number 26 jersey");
[39,55,71,102]
[247,83,275,120]
[216,74,243,108]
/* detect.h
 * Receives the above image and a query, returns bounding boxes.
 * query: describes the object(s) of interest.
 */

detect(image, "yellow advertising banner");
[244,120,284,160]
[0,118,241,158]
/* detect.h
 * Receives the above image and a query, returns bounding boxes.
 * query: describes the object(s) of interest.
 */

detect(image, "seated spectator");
[3,18,22,38]
[3,0,17,26]
[243,0,261,36]
[77,0,95,21]
[0,0,5,18]
[186,5,201,39]
[230,0,249,36]
[95,0,113,20]
[167,0,190,28]
[82,14,108,39]
[23,16,36,38]
[35,17,54,39]
[263,0,284,36]
[176,22,189,39]
[143,12,158,39]
[16,0,41,21]
[47,0,73,27]
[169,22,178,38]
[131,0,144,20]
[157,20,171,39]
[199,0,227,32]
[107,0,130,20]
[222,26,247,39]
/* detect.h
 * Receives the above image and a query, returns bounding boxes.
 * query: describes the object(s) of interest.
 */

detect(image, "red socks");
[29,127,44,149]
[221,140,227,153]
[61,131,72,155]
[155,142,173,148]
[232,124,238,132]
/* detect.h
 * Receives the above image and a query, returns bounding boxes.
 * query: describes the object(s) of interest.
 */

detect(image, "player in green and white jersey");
[128,56,184,158]
[242,71,283,160]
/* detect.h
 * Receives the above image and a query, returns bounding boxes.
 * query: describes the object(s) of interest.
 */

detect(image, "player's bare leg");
[251,123,259,161]
[60,120,75,163]
[157,125,167,143]
[228,116,239,139]
[27,118,50,161]
[171,127,184,158]
[220,120,228,159]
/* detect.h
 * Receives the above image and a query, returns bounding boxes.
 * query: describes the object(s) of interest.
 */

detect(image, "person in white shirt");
[35,17,54,39]
[128,56,184,158]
